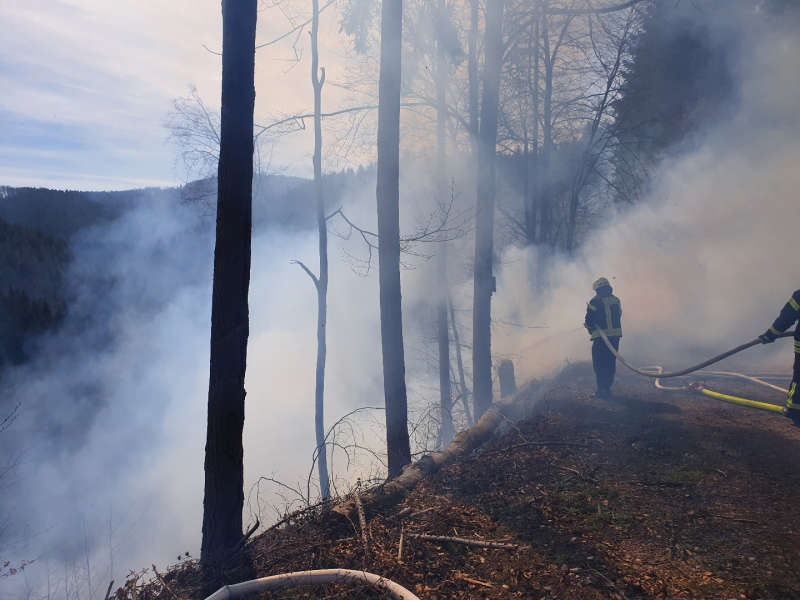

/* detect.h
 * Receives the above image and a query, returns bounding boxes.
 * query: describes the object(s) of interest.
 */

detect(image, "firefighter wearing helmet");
[585,277,622,398]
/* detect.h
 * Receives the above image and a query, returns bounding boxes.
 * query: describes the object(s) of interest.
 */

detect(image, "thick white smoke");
[490,23,800,381]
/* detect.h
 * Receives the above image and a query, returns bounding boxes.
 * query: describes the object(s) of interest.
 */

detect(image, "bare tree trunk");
[437,257,452,445]
[201,0,257,568]
[541,9,553,248]
[528,8,541,245]
[436,0,453,447]
[565,186,580,254]
[468,0,480,148]
[472,0,505,419]
[377,0,411,478]
[311,0,331,501]
[448,298,472,426]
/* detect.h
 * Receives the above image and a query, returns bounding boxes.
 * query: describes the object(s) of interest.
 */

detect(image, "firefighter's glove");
[759,330,777,344]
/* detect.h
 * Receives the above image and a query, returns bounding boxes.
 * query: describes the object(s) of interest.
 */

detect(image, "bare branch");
[254,101,426,139]
[255,0,338,50]
[548,0,646,16]
[290,259,320,288]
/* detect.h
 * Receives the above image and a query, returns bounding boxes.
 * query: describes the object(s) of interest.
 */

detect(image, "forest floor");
[126,363,800,600]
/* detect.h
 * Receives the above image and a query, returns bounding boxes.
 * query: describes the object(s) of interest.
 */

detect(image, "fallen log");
[333,383,537,520]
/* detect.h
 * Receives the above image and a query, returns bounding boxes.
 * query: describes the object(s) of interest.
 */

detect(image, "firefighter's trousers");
[592,336,619,396]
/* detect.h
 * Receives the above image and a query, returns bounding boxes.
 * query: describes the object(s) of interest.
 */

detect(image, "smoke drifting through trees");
[3,1,800,598]
[492,8,800,382]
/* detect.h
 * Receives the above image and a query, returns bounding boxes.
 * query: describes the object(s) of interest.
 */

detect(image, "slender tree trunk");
[311,0,331,501]
[468,0,480,148]
[529,9,541,245]
[472,0,505,419]
[377,0,411,478]
[541,9,554,248]
[566,186,580,254]
[437,256,452,445]
[522,135,530,241]
[436,0,453,447]
[448,297,472,426]
[201,0,257,567]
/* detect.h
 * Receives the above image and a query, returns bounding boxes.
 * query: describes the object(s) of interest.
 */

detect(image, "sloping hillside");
[0,217,69,367]
[117,363,800,599]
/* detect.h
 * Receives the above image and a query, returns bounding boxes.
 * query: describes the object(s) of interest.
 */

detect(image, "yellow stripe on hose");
[699,388,784,414]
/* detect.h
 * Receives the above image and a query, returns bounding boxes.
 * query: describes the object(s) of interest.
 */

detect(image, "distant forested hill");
[0,168,372,373]
[0,186,151,238]
[0,216,69,367]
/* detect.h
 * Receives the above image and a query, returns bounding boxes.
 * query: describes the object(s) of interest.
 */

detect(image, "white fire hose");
[203,569,421,600]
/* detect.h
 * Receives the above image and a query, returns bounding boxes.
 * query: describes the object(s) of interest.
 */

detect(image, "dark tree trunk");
[528,10,541,245]
[541,11,554,248]
[376,0,411,478]
[201,0,257,568]
[468,0,480,148]
[311,0,331,501]
[498,359,517,398]
[472,0,504,419]
[436,0,453,448]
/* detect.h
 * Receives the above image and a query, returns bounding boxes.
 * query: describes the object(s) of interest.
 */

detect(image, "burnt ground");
[125,363,800,600]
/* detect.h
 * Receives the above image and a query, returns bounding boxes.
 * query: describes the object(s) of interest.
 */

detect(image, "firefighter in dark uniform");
[758,289,800,425]
[585,277,622,398]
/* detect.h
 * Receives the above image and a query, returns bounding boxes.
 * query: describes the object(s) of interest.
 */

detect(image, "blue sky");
[1,0,358,191]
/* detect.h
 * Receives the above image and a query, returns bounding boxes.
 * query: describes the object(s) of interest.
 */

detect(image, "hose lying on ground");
[698,370,789,394]
[204,569,421,600]
[651,367,790,394]
[690,384,785,414]
[597,329,796,379]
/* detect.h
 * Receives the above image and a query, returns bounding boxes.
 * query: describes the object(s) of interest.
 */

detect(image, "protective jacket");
[768,289,800,354]
[585,288,622,340]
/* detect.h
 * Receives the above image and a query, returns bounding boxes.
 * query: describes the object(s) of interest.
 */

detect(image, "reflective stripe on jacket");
[769,289,800,352]
[585,294,622,340]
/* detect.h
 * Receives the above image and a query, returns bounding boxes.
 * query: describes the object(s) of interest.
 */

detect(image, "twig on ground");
[498,413,529,443]
[455,572,494,588]
[355,480,369,555]
[711,514,759,524]
[229,518,261,557]
[407,533,524,550]
[397,526,405,562]
[151,565,177,600]
[557,464,599,483]
[267,499,335,532]
[103,580,114,600]
[589,568,628,599]
[243,519,260,543]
